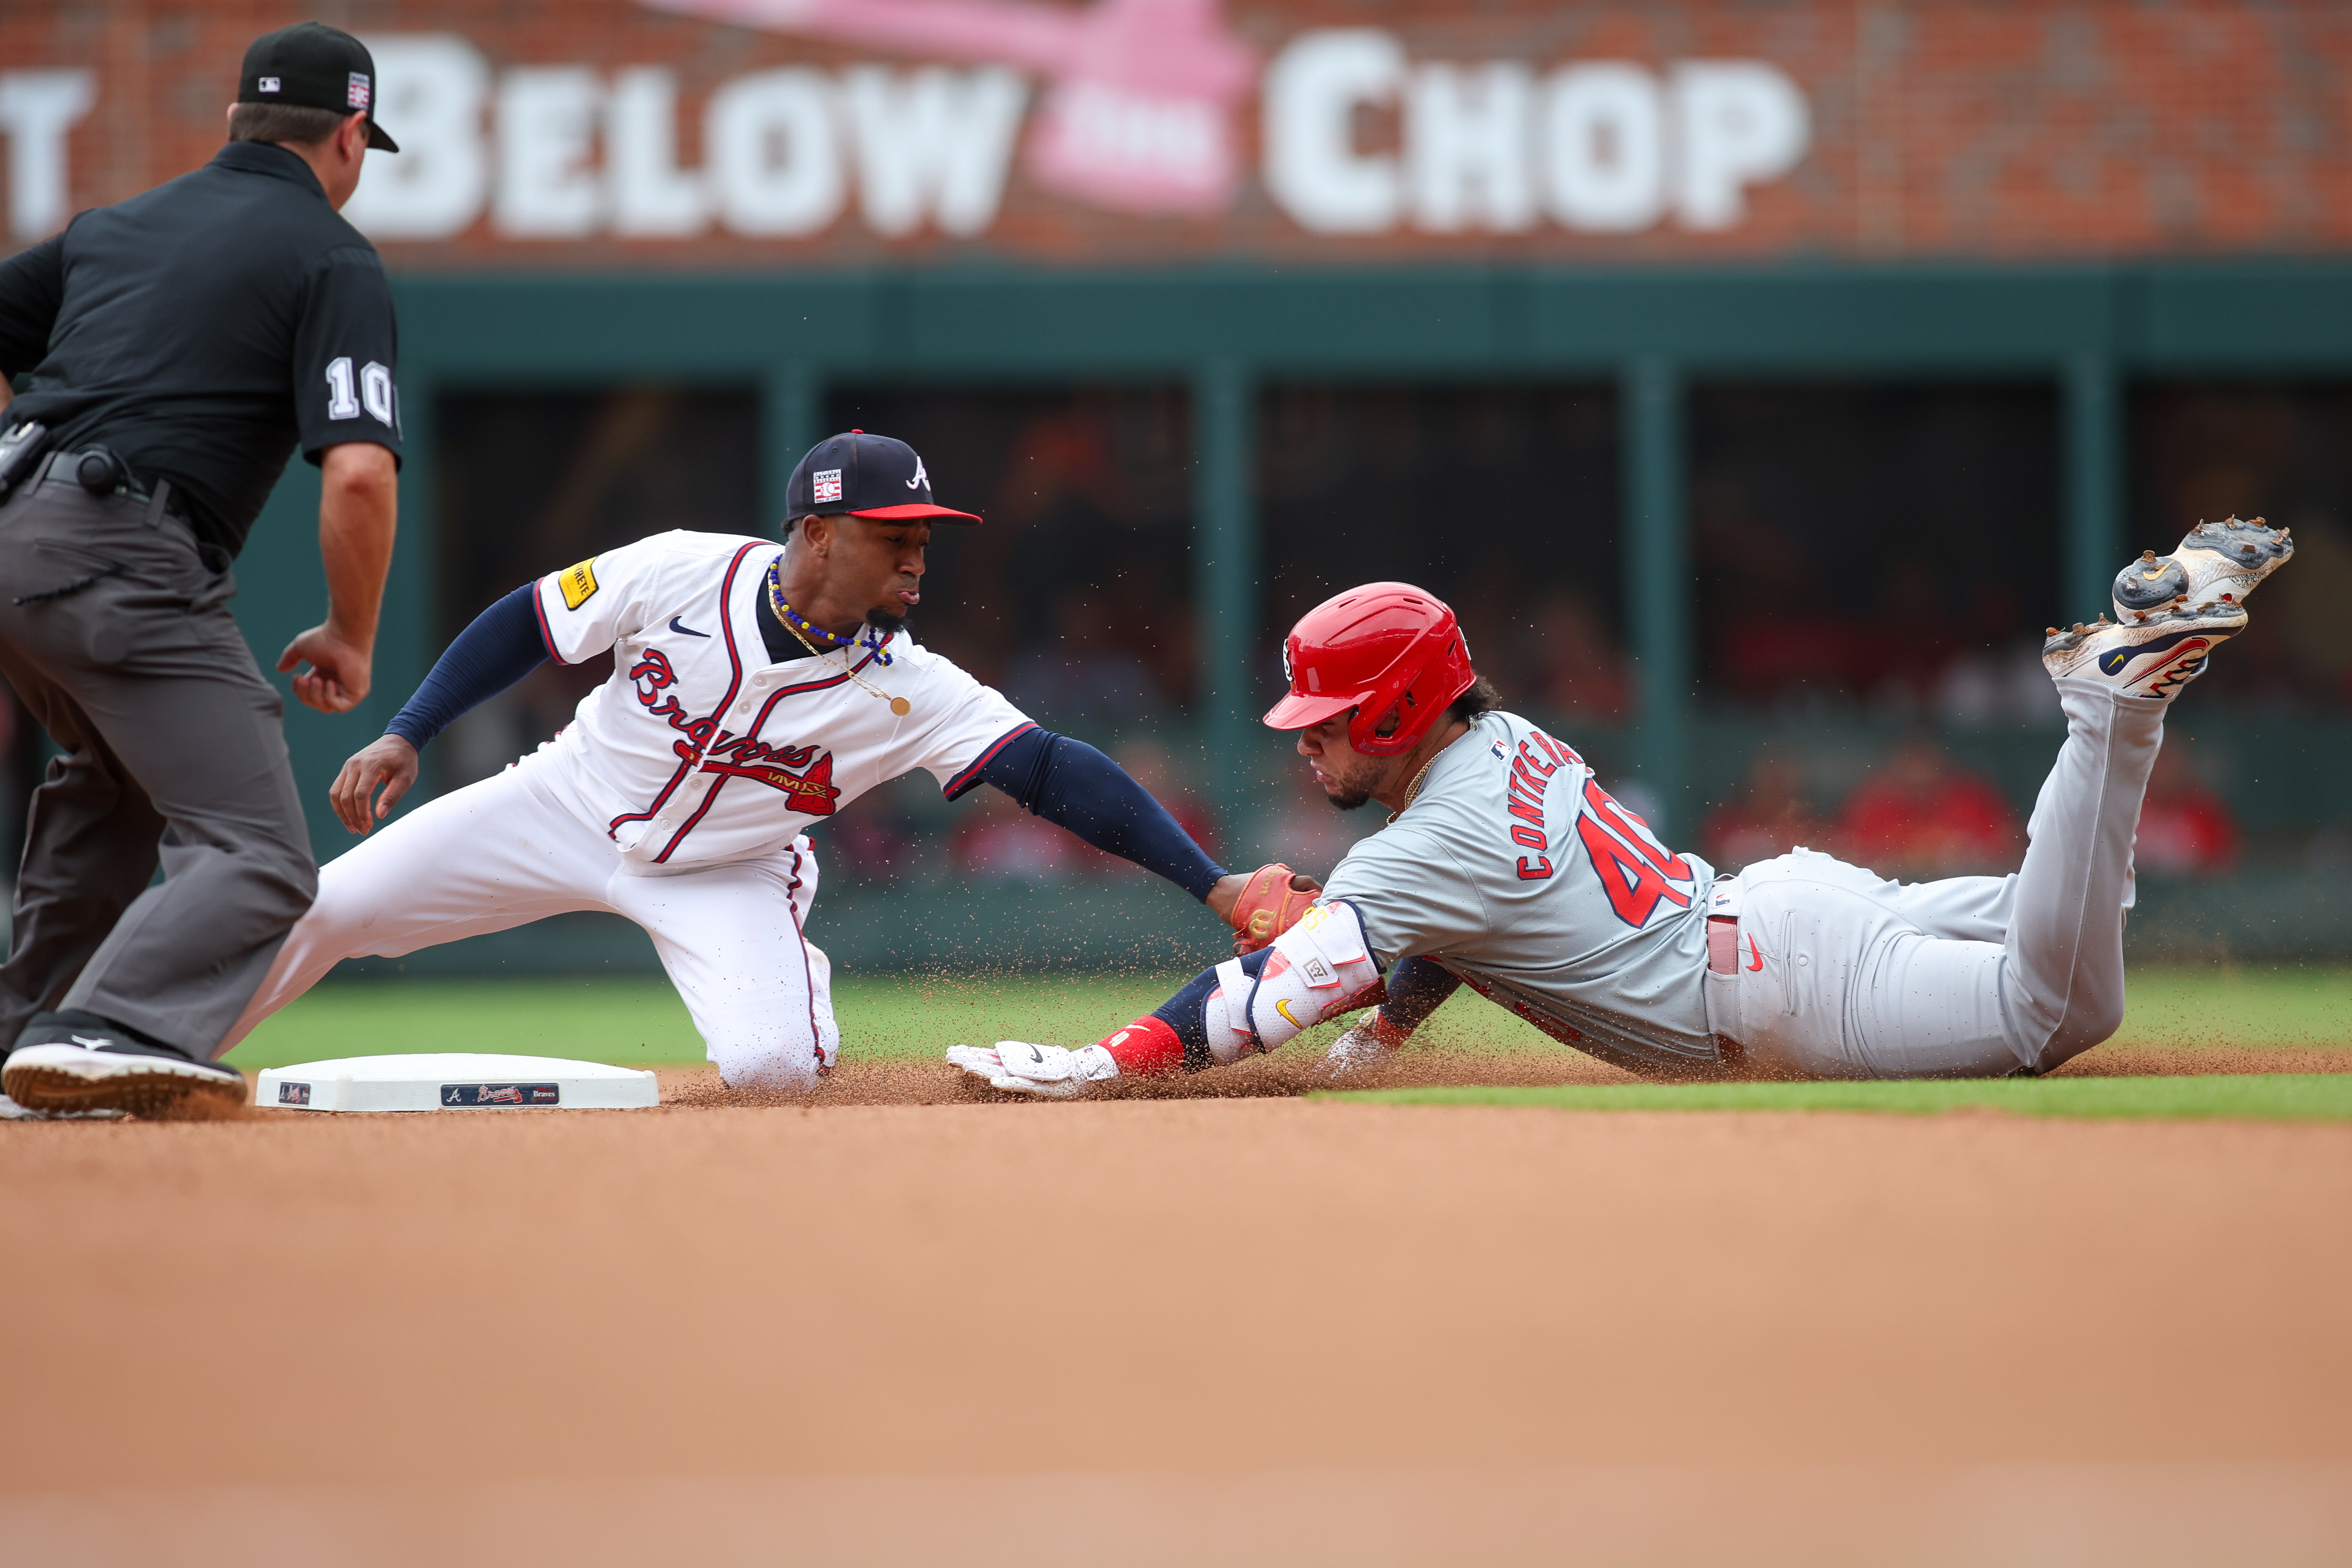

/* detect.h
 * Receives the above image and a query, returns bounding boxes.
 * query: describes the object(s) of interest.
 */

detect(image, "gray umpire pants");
[1704,677,2165,1078]
[0,471,315,1059]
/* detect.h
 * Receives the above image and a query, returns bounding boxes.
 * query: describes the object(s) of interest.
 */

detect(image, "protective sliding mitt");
[1226,862,1321,954]
[945,1040,1119,1099]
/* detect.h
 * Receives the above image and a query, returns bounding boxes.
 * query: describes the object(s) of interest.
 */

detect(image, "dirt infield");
[4,1074,2350,1566]
[665,1038,2352,1109]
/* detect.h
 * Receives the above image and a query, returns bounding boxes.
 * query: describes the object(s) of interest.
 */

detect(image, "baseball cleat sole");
[2042,605,2246,700]
[1,1045,247,1119]
[0,1092,126,1121]
[2113,515,2292,621]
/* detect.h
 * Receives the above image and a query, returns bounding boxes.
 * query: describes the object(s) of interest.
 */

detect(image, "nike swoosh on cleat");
[668,617,710,637]
[2096,629,2211,677]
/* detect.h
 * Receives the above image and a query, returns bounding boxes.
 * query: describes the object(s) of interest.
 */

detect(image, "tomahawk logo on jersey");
[525,530,1031,866]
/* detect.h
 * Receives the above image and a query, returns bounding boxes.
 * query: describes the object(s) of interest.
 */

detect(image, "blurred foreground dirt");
[2,1086,2348,1566]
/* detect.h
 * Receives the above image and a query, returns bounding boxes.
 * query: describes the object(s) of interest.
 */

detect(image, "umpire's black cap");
[239,23,400,152]
[787,431,981,525]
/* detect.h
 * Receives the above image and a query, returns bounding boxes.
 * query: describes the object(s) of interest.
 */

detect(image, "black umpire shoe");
[2,1010,246,1118]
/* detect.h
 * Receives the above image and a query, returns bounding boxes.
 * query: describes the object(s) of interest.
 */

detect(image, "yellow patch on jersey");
[558,558,599,610]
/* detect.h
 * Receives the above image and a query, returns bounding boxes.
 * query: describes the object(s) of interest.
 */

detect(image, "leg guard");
[1202,900,1382,1063]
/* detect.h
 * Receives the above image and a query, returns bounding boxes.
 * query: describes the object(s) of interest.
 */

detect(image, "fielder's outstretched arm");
[962,727,1229,901]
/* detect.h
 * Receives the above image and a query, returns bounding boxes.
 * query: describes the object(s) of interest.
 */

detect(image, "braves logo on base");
[441,1083,560,1106]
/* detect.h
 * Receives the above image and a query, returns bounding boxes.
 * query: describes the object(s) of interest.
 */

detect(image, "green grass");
[2103,965,2352,1049]
[224,963,2352,1074]
[1321,1074,2352,1122]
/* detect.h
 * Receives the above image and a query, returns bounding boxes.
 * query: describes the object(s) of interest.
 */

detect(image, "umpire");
[0,23,401,1118]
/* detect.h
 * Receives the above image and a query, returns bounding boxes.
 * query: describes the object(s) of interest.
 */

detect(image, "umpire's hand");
[332,735,419,835]
[278,622,373,713]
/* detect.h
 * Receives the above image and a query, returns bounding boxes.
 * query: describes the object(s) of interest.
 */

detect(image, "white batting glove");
[945,1040,1119,1099]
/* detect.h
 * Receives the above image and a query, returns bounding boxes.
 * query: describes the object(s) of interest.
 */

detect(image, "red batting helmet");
[1263,583,1477,757]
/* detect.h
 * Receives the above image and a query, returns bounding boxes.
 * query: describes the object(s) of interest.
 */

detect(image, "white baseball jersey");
[523,530,1033,868]
[1318,710,1718,1074]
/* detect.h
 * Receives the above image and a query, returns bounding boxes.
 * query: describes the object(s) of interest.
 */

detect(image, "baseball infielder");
[220,431,1265,1088]
[949,518,2292,1094]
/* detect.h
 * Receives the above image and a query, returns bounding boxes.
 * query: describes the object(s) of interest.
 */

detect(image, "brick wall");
[2,0,2348,267]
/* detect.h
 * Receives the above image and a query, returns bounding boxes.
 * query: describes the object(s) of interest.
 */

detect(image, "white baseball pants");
[220,759,841,1090]
[1703,677,2166,1079]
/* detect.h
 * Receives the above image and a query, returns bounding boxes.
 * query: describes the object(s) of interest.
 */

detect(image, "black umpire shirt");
[0,140,401,558]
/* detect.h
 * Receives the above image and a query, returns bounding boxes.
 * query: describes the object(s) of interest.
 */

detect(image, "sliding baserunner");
[220,430,1268,1089]
[949,520,2292,1095]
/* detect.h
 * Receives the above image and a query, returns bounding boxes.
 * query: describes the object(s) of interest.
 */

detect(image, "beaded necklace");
[764,559,859,649]
[764,558,911,717]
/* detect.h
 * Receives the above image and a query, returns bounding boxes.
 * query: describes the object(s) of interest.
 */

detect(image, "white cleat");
[945,1040,1119,1099]
[2041,604,2246,701]
[2113,515,2293,622]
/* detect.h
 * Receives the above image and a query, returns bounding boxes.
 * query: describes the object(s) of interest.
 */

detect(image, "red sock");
[1097,1015,1183,1077]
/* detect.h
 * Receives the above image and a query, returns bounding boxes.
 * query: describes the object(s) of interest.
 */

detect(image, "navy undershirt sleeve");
[976,728,1227,901]
[384,584,552,750]
[1381,957,1461,1032]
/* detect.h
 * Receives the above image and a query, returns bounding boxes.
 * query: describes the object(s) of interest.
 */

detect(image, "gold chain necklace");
[1387,754,1440,825]
[771,599,912,718]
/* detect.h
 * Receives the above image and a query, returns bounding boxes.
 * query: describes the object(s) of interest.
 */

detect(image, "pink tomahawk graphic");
[639,0,1256,216]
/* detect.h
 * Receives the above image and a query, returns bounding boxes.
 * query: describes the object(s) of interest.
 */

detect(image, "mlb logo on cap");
[237,21,401,152]
[785,432,982,526]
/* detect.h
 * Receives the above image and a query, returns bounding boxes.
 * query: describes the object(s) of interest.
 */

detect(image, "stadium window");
[433,386,762,792]
[1688,382,2063,719]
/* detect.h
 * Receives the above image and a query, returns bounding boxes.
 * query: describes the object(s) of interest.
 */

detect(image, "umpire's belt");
[29,449,192,520]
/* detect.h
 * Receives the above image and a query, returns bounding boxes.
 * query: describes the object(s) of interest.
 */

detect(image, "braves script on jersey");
[526,530,1032,865]
[1320,711,1718,1072]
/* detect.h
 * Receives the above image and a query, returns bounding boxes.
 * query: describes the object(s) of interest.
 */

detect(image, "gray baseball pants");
[1703,677,2165,1078]
[0,473,316,1058]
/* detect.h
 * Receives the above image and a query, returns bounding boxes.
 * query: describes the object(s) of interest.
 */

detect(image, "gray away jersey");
[1319,711,1718,1074]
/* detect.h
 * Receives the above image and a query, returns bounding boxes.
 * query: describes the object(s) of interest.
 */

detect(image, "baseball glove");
[1227,862,1320,953]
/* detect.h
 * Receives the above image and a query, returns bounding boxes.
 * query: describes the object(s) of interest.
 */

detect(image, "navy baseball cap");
[786,431,981,525]
[239,23,400,152]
